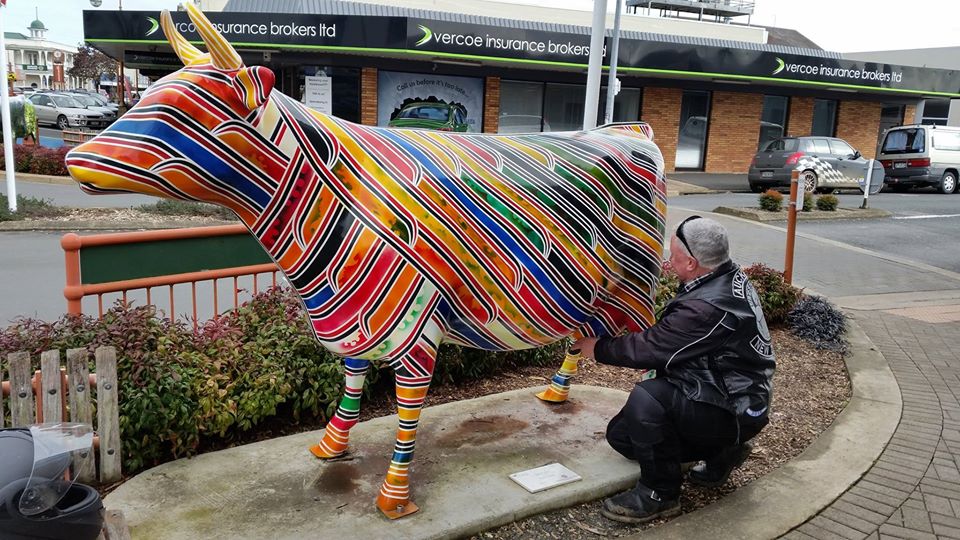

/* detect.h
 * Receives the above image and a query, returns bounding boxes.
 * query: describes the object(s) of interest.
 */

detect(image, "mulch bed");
[452,327,849,539]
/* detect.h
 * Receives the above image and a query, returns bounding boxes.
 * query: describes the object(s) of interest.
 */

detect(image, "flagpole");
[0,4,17,212]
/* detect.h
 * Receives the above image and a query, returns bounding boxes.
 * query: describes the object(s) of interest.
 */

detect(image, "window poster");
[378,70,483,133]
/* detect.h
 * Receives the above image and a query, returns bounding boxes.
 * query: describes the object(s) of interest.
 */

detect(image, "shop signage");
[303,74,332,114]
[124,51,182,69]
[408,19,603,65]
[84,10,405,50]
[85,10,960,97]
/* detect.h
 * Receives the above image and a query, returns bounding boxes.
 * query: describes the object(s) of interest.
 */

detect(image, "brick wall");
[704,91,763,173]
[641,87,682,173]
[787,96,814,137]
[836,100,882,159]
[904,103,918,124]
[361,67,378,126]
[484,76,500,134]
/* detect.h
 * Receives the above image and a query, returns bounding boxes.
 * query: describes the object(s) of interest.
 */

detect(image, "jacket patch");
[750,335,774,359]
[731,270,747,299]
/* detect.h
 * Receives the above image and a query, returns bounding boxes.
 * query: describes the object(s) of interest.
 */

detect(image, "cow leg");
[310,357,370,458]
[536,348,582,402]
[376,356,434,519]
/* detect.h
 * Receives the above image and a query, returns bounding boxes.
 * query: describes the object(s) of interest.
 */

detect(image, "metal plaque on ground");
[509,463,582,493]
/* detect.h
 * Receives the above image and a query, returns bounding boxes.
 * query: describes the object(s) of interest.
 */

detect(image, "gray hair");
[676,217,730,269]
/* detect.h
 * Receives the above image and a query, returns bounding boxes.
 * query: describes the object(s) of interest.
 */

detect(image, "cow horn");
[185,3,242,71]
[160,10,203,66]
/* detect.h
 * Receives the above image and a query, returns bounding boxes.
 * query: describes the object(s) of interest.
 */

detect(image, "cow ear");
[233,66,275,110]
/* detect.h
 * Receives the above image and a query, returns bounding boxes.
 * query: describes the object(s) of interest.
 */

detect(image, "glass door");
[675,90,710,170]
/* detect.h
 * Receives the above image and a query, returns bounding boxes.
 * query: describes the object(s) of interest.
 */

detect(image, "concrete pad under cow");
[105,385,638,540]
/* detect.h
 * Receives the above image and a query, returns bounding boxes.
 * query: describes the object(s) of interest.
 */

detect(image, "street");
[671,190,960,273]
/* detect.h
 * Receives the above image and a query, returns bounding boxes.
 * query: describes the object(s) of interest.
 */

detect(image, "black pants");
[606,378,763,500]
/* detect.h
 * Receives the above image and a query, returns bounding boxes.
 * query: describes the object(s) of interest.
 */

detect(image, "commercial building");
[83,0,960,173]
[4,15,84,90]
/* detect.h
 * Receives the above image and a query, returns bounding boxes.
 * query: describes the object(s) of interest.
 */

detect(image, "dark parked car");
[387,102,469,132]
[748,136,883,194]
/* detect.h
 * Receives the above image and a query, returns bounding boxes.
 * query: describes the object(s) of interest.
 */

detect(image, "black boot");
[688,442,752,488]
[601,482,681,524]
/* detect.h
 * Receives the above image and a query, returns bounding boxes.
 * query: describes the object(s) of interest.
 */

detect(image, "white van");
[878,124,960,194]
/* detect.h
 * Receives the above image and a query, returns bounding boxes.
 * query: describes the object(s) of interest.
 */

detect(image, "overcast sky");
[3,0,957,54]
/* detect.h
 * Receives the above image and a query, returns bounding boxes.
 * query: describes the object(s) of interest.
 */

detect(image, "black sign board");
[83,10,407,50]
[84,10,960,97]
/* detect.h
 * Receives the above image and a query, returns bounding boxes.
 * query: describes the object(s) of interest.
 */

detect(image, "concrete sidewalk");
[106,386,644,540]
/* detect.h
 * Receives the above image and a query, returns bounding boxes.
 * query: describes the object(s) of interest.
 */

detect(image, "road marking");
[892,214,960,220]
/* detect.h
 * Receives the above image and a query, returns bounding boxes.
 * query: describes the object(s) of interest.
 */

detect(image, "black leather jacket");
[595,261,775,430]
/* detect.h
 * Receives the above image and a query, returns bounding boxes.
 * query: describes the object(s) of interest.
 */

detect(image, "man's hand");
[571,337,599,361]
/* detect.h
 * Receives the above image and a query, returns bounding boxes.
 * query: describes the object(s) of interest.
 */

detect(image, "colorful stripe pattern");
[64,5,667,518]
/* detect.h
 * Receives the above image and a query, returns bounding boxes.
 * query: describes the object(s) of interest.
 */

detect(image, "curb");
[635,314,901,539]
[713,206,892,222]
[667,178,718,197]
[0,219,236,232]
[0,172,74,186]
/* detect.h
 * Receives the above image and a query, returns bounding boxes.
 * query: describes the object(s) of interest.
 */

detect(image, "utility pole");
[603,0,624,125]
[117,0,126,114]
[582,0,608,131]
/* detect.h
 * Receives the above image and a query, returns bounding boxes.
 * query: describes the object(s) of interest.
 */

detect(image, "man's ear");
[233,66,275,110]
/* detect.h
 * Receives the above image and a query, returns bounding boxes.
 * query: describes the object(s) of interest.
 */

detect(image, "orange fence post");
[784,169,800,285]
[62,233,84,316]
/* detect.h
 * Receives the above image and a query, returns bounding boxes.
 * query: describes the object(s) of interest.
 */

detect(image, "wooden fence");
[1,346,121,484]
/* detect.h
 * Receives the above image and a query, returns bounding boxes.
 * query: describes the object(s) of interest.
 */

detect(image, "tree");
[69,44,118,89]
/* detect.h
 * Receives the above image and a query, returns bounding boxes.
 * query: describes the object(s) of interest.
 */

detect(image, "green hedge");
[0,288,562,474]
[0,144,70,176]
[1,261,801,474]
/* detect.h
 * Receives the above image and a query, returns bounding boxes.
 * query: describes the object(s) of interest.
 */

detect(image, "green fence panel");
[79,233,273,285]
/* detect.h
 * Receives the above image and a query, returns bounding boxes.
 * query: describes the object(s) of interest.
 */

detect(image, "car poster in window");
[378,70,483,133]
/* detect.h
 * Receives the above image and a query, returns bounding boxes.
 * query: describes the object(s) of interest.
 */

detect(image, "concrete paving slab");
[105,385,639,540]
[833,290,960,311]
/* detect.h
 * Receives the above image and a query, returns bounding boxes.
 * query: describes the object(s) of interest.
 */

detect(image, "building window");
[878,103,904,144]
[290,66,360,123]
[675,90,710,170]
[543,82,586,132]
[598,86,642,124]
[499,80,545,134]
[811,99,837,137]
[919,98,949,126]
[759,95,788,149]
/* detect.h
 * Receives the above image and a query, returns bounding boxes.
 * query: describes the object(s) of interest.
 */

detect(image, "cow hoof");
[309,444,347,459]
[377,498,420,519]
[536,387,569,402]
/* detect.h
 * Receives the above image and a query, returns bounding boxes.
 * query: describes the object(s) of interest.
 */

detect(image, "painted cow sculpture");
[65,5,666,518]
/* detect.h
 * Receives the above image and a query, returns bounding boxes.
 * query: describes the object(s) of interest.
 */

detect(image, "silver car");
[748,136,884,194]
[57,93,116,126]
[28,93,108,130]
